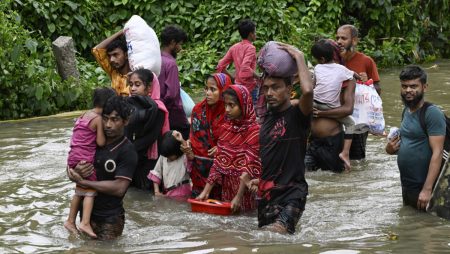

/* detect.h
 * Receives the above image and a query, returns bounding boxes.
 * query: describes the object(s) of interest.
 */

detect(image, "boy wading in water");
[311,39,357,170]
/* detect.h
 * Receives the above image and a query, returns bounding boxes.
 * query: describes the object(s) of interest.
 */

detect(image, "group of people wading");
[64,18,446,241]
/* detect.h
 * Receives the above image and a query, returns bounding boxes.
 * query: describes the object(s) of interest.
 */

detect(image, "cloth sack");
[352,79,385,134]
[124,15,161,75]
[257,41,297,78]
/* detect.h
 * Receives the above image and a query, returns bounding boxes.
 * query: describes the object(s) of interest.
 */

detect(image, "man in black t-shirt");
[257,43,313,234]
[68,96,137,240]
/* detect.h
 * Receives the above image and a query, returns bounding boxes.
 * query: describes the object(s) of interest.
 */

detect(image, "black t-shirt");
[93,136,137,218]
[260,106,311,203]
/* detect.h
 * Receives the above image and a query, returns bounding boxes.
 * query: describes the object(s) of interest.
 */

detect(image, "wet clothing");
[91,214,125,241]
[126,95,164,190]
[189,73,232,198]
[159,51,189,136]
[258,197,306,234]
[67,113,99,181]
[148,154,191,198]
[305,131,345,173]
[68,112,98,198]
[207,85,261,212]
[92,48,128,96]
[344,52,380,160]
[216,39,257,92]
[258,105,311,232]
[89,136,137,239]
[398,105,445,199]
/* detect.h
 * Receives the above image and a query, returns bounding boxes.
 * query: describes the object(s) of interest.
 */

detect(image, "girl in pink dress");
[64,87,115,238]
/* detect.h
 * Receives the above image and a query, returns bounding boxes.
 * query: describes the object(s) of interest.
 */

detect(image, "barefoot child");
[64,87,116,238]
[148,130,191,198]
[311,39,357,171]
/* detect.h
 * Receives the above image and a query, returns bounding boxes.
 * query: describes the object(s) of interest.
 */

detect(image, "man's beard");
[401,91,424,108]
[341,44,353,54]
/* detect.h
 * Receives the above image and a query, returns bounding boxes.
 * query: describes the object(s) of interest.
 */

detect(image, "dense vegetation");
[1,0,448,119]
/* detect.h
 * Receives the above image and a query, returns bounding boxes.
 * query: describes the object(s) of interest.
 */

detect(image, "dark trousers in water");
[91,214,125,241]
[305,131,345,172]
[349,131,369,160]
[402,187,420,209]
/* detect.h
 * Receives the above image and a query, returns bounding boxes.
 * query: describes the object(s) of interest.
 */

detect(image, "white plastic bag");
[352,81,385,135]
[180,87,195,118]
[124,15,161,75]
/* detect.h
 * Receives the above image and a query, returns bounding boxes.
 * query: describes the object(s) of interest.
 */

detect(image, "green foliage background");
[1,0,449,119]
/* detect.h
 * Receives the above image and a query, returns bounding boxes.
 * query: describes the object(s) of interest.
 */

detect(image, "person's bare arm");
[231,177,247,213]
[314,79,355,119]
[67,161,94,181]
[278,43,313,116]
[94,30,124,49]
[94,116,106,147]
[154,182,163,196]
[418,135,445,210]
[196,182,214,200]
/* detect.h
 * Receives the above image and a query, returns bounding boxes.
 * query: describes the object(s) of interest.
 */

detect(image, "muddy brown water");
[1,60,449,253]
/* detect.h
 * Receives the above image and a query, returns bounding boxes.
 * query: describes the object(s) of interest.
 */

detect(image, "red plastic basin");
[187,198,232,216]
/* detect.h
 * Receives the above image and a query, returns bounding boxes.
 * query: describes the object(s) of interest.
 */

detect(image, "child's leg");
[78,195,97,238]
[338,116,355,171]
[64,194,81,234]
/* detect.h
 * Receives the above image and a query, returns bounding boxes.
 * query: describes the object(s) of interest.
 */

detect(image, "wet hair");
[93,87,116,108]
[339,24,358,38]
[160,131,183,158]
[238,19,256,39]
[103,96,133,120]
[161,25,187,47]
[130,68,154,87]
[222,88,241,108]
[106,35,128,54]
[399,65,427,84]
[311,39,334,63]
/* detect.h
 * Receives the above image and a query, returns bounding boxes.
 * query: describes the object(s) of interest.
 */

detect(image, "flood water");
[1,60,450,253]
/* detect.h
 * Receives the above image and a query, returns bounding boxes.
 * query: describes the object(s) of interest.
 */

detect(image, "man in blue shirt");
[386,65,445,210]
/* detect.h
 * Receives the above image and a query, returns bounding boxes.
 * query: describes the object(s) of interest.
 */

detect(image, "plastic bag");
[180,87,195,118]
[352,80,385,134]
[124,15,161,75]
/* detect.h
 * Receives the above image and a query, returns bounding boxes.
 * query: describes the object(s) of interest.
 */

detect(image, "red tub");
[187,198,232,216]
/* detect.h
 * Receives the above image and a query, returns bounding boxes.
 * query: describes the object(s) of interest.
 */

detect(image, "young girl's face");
[167,154,179,162]
[224,94,242,120]
[128,73,149,96]
[204,77,220,106]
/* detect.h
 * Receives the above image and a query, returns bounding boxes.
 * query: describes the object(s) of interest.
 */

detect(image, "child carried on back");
[64,87,116,238]
[311,39,357,171]
[148,130,191,198]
